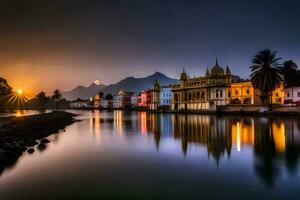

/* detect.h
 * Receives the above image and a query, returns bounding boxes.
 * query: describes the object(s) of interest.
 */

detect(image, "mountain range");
[62,72,179,100]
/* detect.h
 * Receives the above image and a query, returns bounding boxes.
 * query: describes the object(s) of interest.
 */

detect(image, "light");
[94,80,101,85]
[17,89,23,95]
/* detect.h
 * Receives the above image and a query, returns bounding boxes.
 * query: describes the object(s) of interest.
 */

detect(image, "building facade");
[172,60,232,111]
[229,81,254,104]
[113,89,133,109]
[137,90,151,108]
[150,80,172,110]
[100,99,113,109]
[284,86,300,105]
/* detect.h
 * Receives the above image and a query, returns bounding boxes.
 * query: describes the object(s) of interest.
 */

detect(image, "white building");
[70,100,89,108]
[284,86,300,104]
[131,94,138,108]
[159,86,172,107]
[100,99,112,109]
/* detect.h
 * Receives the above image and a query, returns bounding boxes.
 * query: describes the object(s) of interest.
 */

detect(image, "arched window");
[216,89,219,98]
[201,92,205,100]
[189,93,192,101]
[197,92,200,100]
[220,90,223,98]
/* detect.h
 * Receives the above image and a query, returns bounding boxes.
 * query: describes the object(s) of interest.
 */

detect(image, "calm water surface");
[0,110,300,199]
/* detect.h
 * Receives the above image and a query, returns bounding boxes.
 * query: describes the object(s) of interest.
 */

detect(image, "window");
[220,90,223,98]
[275,93,279,97]
[298,92,300,97]
[228,92,231,98]
[235,90,238,95]
[216,89,219,98]
[246,89,250,95]
[201,92,205,100]
[287,92,290,98]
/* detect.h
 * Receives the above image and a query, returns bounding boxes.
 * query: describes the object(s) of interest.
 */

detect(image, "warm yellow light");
[17,89,23,95]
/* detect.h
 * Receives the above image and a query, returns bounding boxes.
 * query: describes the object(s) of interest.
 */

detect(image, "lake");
[0,110,300,199]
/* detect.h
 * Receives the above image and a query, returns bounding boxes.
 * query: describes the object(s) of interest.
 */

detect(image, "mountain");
[62,83,106,100]
[99,72,179,96]
[62,72,179,100]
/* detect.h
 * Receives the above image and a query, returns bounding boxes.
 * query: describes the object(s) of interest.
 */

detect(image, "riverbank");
[0,111,76,166]
[67,107,300,117]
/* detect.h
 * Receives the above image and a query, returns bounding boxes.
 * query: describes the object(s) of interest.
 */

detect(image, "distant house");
[100,99,113,109]
[137,90,151,108]
[159,86,172,107]
[113,89,133,109]
[94,94,101,108]
[284,86,300,105]
[150,80,172,110]
[70,99,90,108]
[131,94,138,108]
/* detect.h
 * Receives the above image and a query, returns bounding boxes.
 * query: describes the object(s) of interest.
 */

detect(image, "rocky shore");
[0,111,76,169]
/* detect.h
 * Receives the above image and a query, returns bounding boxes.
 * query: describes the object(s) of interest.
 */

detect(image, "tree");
[105,93,113,100]
[250,49,283,104]
[0,77,13,109]
[281,60,298,87]
[35,91,49,108]
[0,77,12,96]
[98,91,104,99]
[52,89,63,108]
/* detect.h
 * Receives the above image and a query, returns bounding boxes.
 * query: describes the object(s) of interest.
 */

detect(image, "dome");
[210,58,224,75]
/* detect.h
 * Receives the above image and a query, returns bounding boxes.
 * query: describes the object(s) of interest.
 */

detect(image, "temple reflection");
[132,112,300,186]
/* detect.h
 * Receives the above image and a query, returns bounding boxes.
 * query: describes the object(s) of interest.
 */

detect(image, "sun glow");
[17,89,23,95]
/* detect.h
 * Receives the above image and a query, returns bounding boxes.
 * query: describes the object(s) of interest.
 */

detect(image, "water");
[0,110,300,200]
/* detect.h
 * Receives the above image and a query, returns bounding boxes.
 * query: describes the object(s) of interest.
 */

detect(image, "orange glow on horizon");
[17,89,23,94]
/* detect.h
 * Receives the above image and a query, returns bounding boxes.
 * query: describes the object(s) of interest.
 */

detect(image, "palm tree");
[281,60,298,87]
[52,89,62,102]
[52,89,62,108]
[250,49,283,104]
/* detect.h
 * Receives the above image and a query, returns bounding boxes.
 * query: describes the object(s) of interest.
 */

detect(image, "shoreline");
[0,111,77,173]
[6,107,300,117]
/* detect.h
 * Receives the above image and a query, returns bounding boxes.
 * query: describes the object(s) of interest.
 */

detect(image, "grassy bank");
[0,111,76,167]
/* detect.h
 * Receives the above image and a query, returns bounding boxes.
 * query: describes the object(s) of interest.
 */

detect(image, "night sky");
[1,0,300,95]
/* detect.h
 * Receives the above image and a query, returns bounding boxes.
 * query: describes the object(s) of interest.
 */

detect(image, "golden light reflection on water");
[232,119,255,152]
[97,111,289,160]
[114,111,123,136]
[89,110,101,144]
[272,122,286,152]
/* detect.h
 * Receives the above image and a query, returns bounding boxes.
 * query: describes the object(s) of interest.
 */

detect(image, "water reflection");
[94,111,300,187]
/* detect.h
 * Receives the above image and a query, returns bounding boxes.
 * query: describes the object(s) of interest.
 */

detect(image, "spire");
[205,67,210,76]
[180,67,188,81]
[153,79,160,89]
[215,57,219,66]
[226,65,231,75]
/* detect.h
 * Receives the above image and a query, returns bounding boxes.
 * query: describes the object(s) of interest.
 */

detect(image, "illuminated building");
[137,90,151,108]
[113,89,133,109]
[94,94,101,108]
[284,86,300,105]
[172,59,232,111]
[230,81,254,104]
[150,80,172,110]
